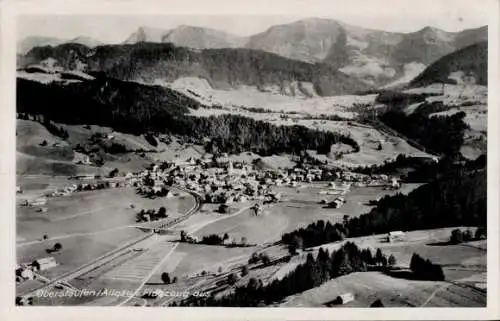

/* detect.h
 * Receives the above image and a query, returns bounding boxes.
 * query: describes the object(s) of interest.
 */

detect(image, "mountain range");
[17,18,488,92]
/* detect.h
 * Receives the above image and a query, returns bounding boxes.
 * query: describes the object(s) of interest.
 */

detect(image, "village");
[17,154,402,215]
[15,153,404,296]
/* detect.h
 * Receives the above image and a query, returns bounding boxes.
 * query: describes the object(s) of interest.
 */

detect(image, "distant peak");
[416,26,445,34]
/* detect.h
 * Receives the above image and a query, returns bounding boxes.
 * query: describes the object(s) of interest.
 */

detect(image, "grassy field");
[280,271,485,307]
[17,186,194,242]
[273,227,487,307]
[192,184,422,245]
[167,76,375,117]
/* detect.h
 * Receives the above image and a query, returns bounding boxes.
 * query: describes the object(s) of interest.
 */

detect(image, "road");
[119,204,254,307]
[19,184,201,300]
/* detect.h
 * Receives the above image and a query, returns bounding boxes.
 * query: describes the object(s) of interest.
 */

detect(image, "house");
[335,293,355,305]
[30,198,47,207]
[73,152,91,165]
[387,231,405,242]
[16,267,34,280]
[390,178,401,189]
[81,174,95,181]
[331,197,345,209]
[31,257,58,271]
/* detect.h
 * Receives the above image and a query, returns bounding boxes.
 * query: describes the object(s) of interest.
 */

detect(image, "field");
[16,183,196,300]
[280,271,485,307]
[275,227,486,307]
[164,76,376,117]
[17,186,193,241]
[193,183,421,244]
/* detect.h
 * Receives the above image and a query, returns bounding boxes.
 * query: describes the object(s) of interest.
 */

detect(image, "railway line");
[18,185,202,301]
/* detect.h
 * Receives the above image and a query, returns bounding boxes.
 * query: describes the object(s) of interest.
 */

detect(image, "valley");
[14,15,488,309]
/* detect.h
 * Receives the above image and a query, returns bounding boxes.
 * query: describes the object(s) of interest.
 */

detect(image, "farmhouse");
[335,292,355,305]
[387,231,405,242]
[29,197,47,207]
[16,266,35,281]
[331,197,345,208]
[31,257,58,271]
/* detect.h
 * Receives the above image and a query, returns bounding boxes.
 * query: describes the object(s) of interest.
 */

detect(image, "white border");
[1,0,499,320]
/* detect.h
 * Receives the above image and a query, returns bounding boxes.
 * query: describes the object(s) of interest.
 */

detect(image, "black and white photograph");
[2,0,499,318]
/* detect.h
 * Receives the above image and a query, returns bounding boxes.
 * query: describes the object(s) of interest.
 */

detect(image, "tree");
[223,233,229,241]
[227,273,238,285]
[259,253,271,265]
[375,248,384,265]
[241,265,249,277]
[248,252,260,264]
[218,204,229,214]
[161,272,171,284]
[43,234,48,240]
[158,206,167,218]
[388,255,397,267]
[217,266,223,274]
[463,229,473,242]
[180,230,187,242]
[109,168,119,178]
[53,243,62,251]
[475,226,486,239]
[288,235,303,256]
[172,276,178,283]
[450,229,464,244]
[370,299,384,307]
[240,237,247,245]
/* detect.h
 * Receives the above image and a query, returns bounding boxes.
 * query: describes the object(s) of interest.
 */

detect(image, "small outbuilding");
[386,230,405,242]
[31,257,58,271]
[335,292,355,305]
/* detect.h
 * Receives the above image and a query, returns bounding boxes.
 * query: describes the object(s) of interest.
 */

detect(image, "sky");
[16,0,490,43]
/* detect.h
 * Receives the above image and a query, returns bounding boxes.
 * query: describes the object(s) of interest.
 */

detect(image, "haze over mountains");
[17,17,487,92]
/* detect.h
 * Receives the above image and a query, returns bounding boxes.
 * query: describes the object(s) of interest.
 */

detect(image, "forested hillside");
[409,41,487,87]
[17,77,358,156]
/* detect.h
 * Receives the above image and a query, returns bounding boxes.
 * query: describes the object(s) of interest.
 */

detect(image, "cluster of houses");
[340,172,401,189]
[16,257,58,283]
[131,155,402,212]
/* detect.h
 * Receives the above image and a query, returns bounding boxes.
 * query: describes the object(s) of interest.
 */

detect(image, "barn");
[31,257,58,271]
[387,231,405,242]
[335,292,355,305]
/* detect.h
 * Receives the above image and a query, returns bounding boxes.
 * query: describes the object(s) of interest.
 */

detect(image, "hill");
[17,36,66,55]
[123,25,246,48]
[409,42,487,87]
[123,26,171,44]
[21,42,371,96]
[162,25,246,48]
[66,36,102,48]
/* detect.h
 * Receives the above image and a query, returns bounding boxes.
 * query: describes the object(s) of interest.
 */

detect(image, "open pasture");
[17,186,194,242]
[16,227,146,280]
[280,271,485,307]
